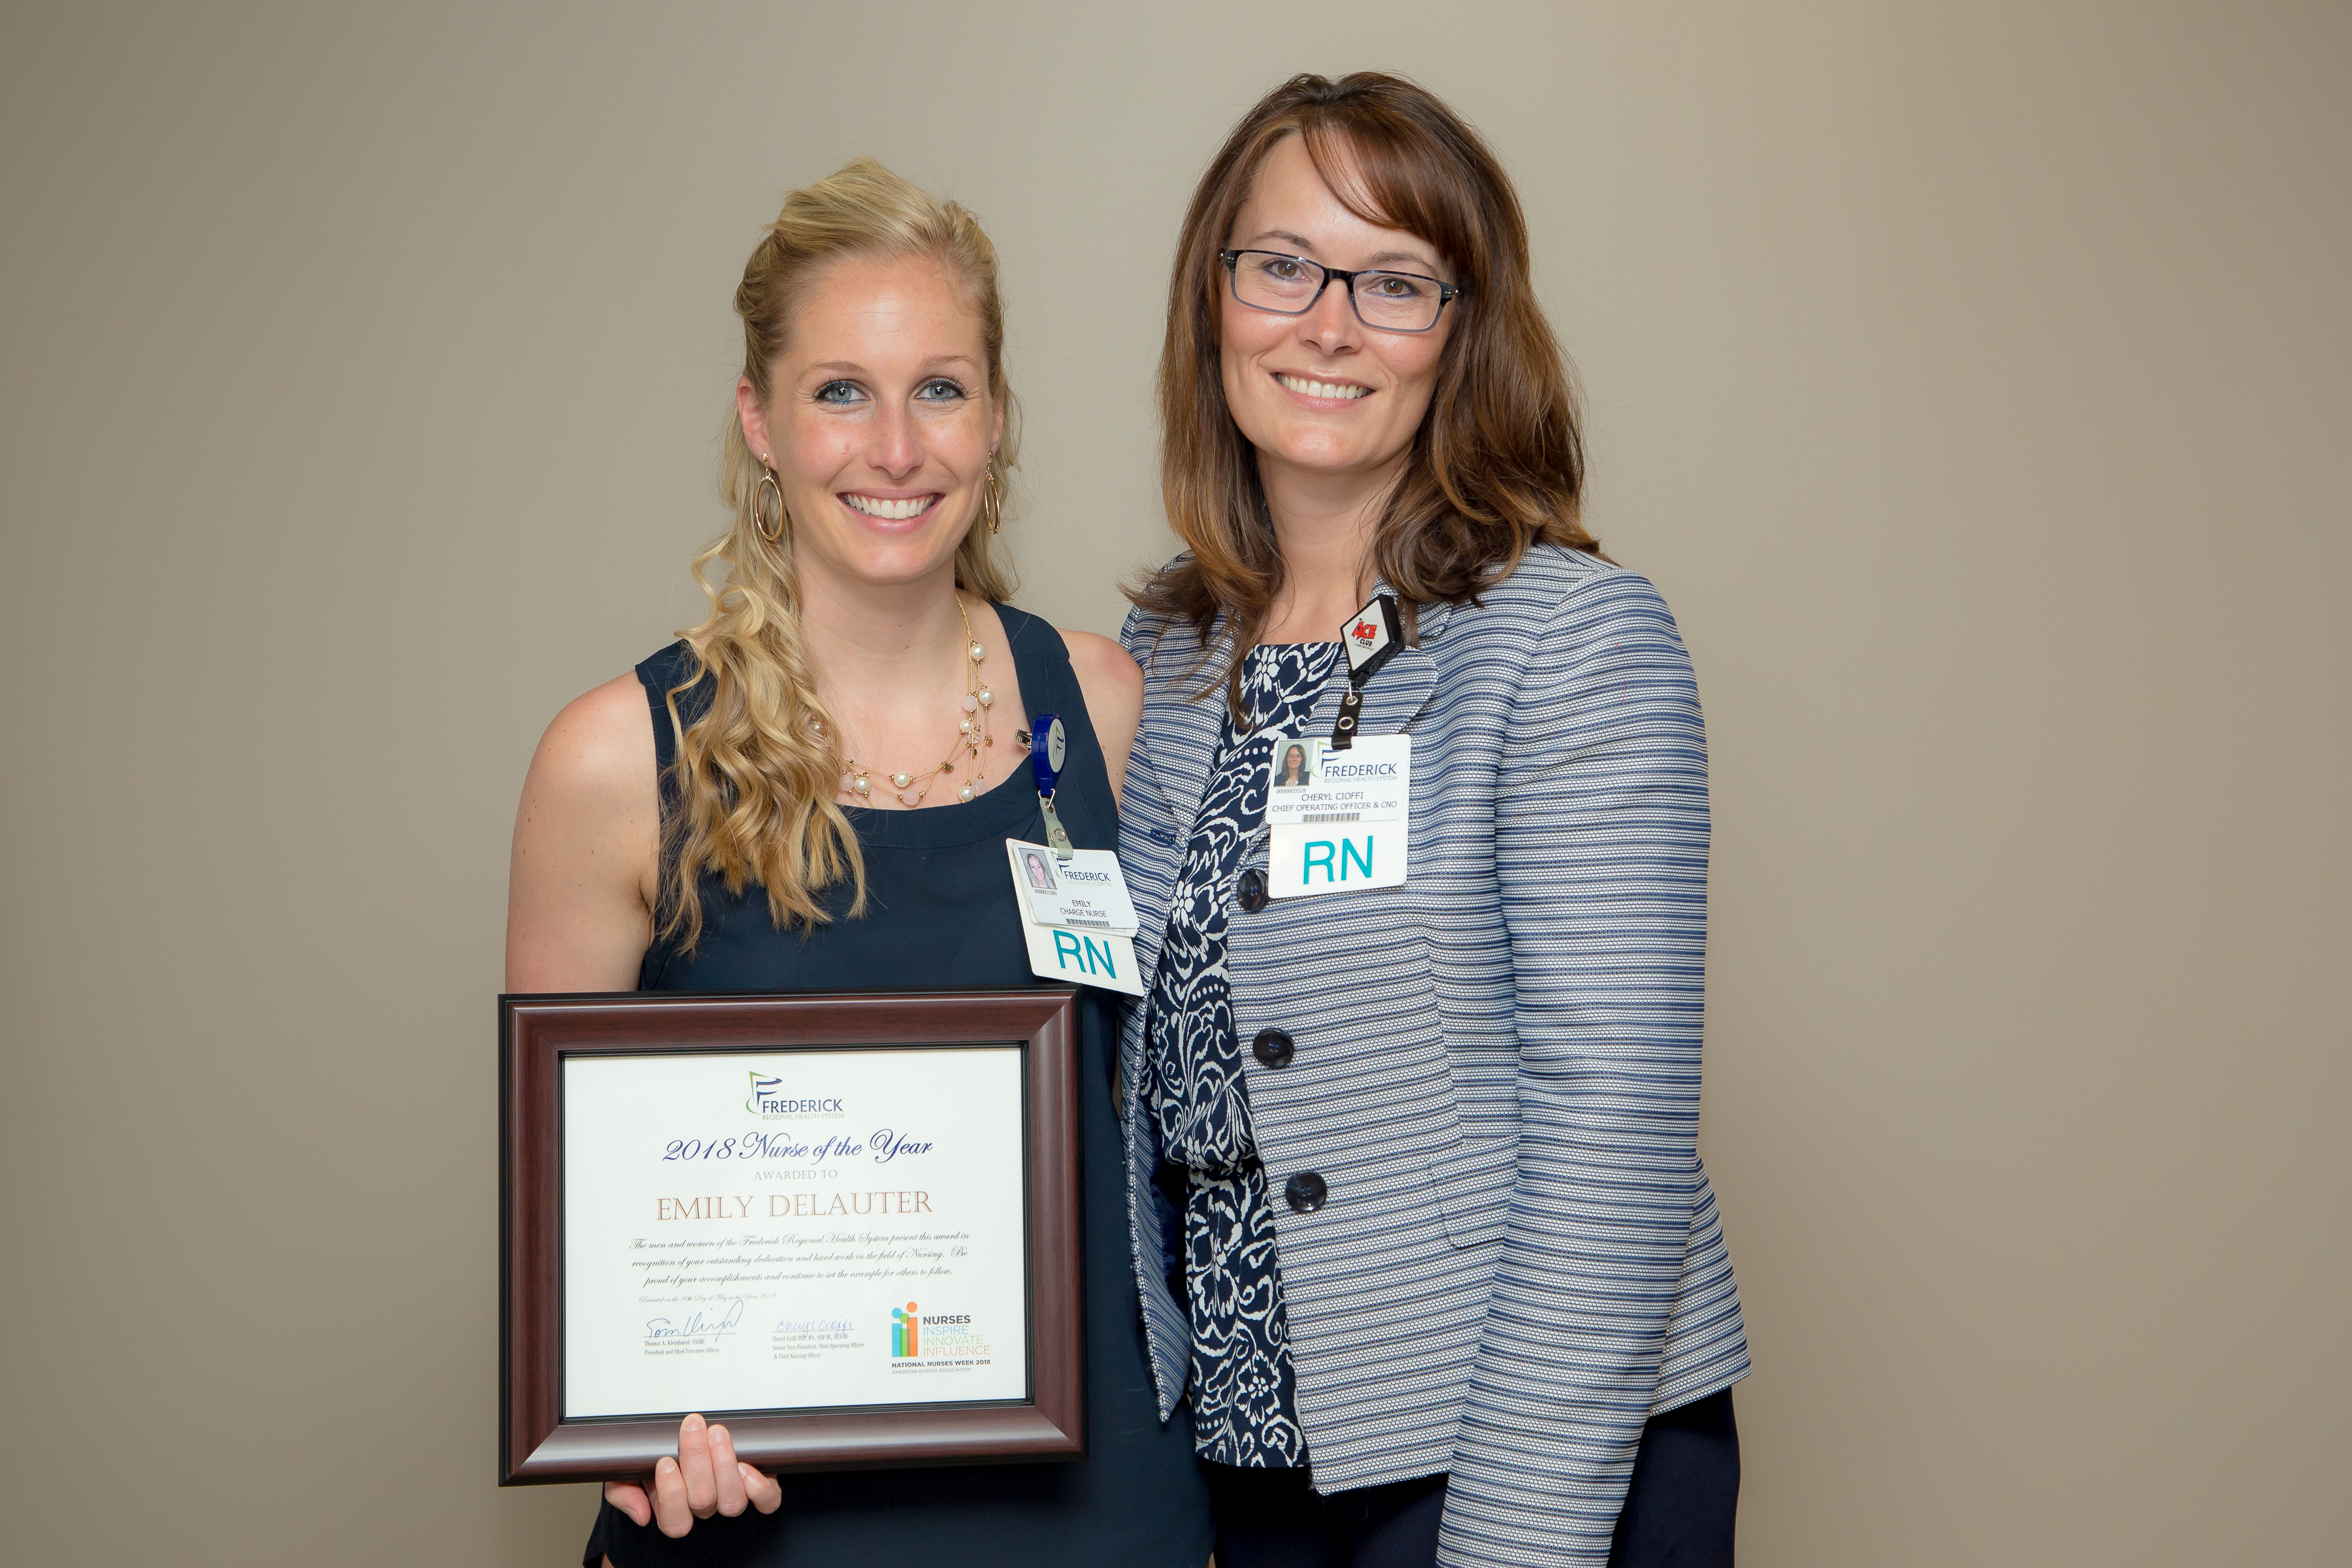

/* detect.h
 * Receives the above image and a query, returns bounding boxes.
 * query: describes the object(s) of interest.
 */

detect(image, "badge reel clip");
[1330,593,1404,751]
[1029,713,1075,859]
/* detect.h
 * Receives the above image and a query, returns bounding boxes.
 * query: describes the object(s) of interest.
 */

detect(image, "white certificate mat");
[563,1047,1029,1418]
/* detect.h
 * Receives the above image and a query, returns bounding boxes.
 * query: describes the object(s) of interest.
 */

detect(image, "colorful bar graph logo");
[890,1301,919,1359]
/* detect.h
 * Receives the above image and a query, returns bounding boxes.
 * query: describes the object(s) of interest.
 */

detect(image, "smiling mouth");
[839,493,941,521]
[1277,374,1371,400]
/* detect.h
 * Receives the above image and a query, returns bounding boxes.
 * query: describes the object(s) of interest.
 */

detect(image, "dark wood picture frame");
[499,987,1083,1485]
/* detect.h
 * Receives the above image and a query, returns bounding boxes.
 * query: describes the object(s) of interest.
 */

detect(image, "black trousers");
[1204,1389,1739,1568]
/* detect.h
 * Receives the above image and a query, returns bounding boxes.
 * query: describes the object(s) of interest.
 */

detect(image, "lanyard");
[1029,712,1075,858]
[1329,593,1404,751]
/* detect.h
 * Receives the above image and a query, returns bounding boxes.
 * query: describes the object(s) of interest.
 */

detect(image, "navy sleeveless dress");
[583,604,1212,1568]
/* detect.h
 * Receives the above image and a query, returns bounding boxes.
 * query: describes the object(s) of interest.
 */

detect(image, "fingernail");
[683,1413,704,1432]
[709,1424,727,1443]
[657,1458,676,1475]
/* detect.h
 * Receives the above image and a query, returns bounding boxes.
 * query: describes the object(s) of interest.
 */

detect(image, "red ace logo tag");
[1341,595,1399,678]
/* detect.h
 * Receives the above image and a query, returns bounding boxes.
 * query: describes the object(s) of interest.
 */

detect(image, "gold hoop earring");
[980,464,1003,536]
[755,460,785,543]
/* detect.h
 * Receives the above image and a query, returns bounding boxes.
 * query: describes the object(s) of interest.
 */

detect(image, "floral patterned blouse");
[1144,640,1341,1467]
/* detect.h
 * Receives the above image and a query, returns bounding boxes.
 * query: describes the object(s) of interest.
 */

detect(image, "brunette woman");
[507,158,1210,1568]
[1119,76,1749,1568]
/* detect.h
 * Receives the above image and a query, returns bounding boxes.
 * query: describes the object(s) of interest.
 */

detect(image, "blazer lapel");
[1135,612,1232,831]
[1348,640,1437,738]
[1139,592,1457,819]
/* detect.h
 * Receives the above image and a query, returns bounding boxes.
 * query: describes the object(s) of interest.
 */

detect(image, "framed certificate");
[498,987,1083,1484]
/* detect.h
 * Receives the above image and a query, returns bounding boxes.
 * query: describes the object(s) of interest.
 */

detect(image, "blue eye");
[813,380,864,405]
[915,378,968,402]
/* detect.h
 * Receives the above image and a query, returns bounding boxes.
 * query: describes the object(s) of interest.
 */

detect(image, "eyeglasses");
[1220,249,1463,333]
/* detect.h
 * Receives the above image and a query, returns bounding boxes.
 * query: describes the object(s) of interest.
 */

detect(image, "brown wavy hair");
[662,158,1018,951]
[1130,73,1599,716]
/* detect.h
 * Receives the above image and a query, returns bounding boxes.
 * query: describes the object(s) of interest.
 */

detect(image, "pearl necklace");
[823,598,995,809]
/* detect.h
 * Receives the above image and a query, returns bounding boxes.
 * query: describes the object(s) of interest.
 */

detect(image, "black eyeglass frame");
[1218,249,1465,333]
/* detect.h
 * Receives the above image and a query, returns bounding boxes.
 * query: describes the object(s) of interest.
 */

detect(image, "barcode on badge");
[1299,812,1363,824]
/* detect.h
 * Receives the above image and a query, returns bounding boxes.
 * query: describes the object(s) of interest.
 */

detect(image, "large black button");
[1252,1028,1296,1069]
[1236,868,1269,912]
[1284,1171,1328,1213]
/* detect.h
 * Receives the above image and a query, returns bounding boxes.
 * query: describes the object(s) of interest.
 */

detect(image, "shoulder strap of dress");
[994,603,1119,847]
[634,640,702,809]
[996,602,1063,719]
[632,642,706,992]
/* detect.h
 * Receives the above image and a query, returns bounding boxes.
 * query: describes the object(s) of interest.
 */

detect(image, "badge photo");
[1271,738,1322,792]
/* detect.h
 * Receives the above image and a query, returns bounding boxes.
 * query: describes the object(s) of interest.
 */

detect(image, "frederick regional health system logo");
[745,1071,845,1120]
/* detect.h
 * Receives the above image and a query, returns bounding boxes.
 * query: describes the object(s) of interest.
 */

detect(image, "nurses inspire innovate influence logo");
[745,1072,845,1120]
[889,1300,981,1361]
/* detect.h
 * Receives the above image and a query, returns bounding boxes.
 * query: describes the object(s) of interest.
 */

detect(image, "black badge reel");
[1330,593,1404,751]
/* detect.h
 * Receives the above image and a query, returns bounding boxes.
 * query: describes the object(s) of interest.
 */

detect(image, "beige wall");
[3,3,2345,1563]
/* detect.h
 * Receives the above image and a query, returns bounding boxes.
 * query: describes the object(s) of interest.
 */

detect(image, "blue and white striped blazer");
[1117,545,1750,1568]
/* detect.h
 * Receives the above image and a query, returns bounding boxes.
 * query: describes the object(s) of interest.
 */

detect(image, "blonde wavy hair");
[661,158,1019,951]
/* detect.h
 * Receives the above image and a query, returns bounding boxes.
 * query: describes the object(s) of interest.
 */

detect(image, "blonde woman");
[506,159,1211,1568]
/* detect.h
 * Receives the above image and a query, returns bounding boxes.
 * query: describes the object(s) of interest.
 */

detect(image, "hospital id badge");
[1008,840,1140,932]
[1264,733,1409,827]
[1267,735,1410,898]
[1006,839,1145,994]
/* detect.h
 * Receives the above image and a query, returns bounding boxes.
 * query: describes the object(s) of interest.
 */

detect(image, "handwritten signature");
[644,1299,746,1339]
